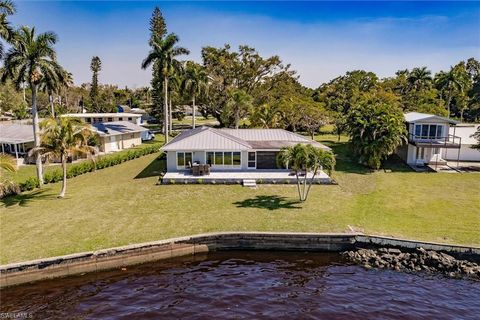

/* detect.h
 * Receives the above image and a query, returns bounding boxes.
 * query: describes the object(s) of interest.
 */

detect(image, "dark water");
[1,251,480,320]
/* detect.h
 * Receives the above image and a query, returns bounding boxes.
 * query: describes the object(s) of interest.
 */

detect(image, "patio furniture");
[192,164,200,176]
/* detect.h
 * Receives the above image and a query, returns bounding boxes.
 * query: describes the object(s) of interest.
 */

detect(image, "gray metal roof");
[0,124,34,144]
[404,112,459,124]
[91,121,147,136]
[161,127,331,151]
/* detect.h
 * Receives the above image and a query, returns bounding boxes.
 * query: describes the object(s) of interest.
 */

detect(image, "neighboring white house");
[62,113,143,125]
[396,112,461,166]
[161,126,330,173]
[444,124,480,161]
[91,121,147,153]
[0,121,148,162]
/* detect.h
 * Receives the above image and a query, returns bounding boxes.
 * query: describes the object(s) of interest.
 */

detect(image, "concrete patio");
[161,170,332,185]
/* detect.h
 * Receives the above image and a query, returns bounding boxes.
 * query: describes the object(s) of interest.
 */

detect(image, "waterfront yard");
[1,134,479,264]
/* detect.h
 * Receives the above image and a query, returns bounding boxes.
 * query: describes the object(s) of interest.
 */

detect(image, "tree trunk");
[192,95,196,129]
[31,84,44,185]
[295,172,303,201]
[23,82,26,102]
[164,75,169,143]
[446,88,452,118]
[169,95,173,133]
[49,94,55,117]
[59,154,67,198]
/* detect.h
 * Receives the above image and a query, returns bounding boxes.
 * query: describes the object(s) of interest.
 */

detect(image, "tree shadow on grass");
[234,195,302,211]
[135,155,166,179]
[1,189,55,208]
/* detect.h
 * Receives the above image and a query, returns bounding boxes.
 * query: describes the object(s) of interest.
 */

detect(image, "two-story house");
[396,112,461,167]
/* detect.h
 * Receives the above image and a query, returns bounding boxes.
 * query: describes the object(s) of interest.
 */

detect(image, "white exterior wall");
[444,145,480,161]
[165,150,265,172]
[100,133,142,153]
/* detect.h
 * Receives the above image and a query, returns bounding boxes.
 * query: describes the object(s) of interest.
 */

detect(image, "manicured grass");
[1,134,479,264]
[11,135,164,183]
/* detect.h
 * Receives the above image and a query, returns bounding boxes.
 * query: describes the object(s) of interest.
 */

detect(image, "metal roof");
[0,124,34,144]
[161,127,331,151]
[91,121,147,136]
[404,112,459,124]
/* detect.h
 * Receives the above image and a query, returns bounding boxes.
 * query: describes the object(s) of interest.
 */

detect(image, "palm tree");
[0,153,18,198]
[32,117,96,198]
[407,67,432,91]
[142,33,189,143]
[181,61,208,128]
[224,89,253,129]
[168,69,183,132]
[0,0,15,59]
[39,67,72,117]
[0,153,16,173]
[435,68,464,118]
[1,26,66,185]
[277,144,335,201]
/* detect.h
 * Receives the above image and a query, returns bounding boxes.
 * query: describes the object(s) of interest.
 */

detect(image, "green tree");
[202,45,288,126]
[346,91,407,169]
[142,33,189,142]
[407,67,432,91]
[149,7,168,126]
[33,117,96,198]
[0,0,15,59]
[471,127,480,150]
[39,67,72,117]
[277,144,335,201]
[89,56,101,112]
[250,104,281,128]
[221,89,253,129]
[181,61,208,128]
[1,26,65,185]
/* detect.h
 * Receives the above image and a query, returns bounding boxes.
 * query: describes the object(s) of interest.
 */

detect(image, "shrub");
[19,177,40,192]
[44,169,63,184]
[0,180,21,198]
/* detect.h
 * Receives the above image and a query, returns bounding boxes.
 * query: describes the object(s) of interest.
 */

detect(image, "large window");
[177,152,192,168]
[248,152,256,168]
[207,151,241,166]
[414,124,444,139]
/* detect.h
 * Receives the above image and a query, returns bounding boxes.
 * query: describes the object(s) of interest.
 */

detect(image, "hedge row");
[9,144,162,195]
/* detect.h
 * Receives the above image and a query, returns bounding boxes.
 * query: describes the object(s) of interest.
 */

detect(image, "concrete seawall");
[1,232,479,288]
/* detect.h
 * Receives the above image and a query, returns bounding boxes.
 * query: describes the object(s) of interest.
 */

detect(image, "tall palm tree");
[142,33,189,143]
[181,61,208,128]
[1,26,66,185]
[168,71,183,132]
[435,68,464,118]
[0,0,15,59]
[39,67,72,117]
[407,67,432,91]
[32,117,96,198]
[277,144,335,201]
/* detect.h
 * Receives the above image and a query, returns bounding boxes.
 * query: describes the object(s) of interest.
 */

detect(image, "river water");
[1,251,479,319]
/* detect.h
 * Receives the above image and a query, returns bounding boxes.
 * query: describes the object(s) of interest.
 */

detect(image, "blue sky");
[10,1,480,88]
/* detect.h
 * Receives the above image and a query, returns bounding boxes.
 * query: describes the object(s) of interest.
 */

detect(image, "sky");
[9,1,480,89]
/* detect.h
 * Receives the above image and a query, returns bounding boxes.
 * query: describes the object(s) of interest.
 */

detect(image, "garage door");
[256,151,279,169]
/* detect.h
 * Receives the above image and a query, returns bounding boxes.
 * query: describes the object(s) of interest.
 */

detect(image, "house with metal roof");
[396,112,463,168]
[0,121,148,163]
[62,113,143,125]
[91,121,147,153]
[160,127,332,184]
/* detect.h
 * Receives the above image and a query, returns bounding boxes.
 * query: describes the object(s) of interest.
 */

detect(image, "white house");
[62,113,142,125]
[444,124,480,161]
[160,127,332,184]
[396,112,462,166]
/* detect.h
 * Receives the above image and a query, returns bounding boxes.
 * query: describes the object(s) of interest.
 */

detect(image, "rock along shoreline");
[343,247,480,280]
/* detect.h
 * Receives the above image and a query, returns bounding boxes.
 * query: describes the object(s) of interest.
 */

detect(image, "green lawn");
[1,134,479,264]
[11,135,164,183]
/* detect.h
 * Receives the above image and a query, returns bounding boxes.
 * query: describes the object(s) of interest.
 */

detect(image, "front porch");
[161,170,333,185]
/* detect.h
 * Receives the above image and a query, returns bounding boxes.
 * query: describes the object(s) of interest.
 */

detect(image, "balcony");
[408,133,461,148]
